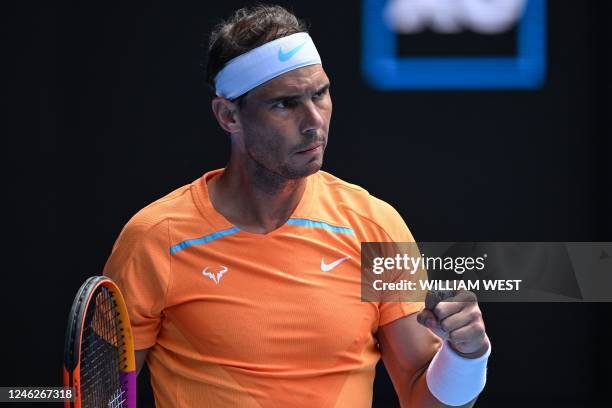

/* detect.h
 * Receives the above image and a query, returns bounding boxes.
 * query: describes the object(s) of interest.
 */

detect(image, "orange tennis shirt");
[103,169,424,407]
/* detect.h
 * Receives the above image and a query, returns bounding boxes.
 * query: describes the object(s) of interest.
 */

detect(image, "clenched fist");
[417,290,490,358]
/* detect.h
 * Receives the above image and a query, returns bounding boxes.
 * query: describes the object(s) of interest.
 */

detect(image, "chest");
[164,229,379,368]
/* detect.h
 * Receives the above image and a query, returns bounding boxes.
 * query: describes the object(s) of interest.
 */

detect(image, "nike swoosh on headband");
[278,42,306,62]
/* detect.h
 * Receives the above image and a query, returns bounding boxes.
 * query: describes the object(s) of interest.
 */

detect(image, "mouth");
[296,143,323,154]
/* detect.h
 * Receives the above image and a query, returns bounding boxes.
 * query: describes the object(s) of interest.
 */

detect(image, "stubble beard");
[244,140,324,194]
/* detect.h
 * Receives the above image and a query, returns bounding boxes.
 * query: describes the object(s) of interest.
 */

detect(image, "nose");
[300,100,325,136]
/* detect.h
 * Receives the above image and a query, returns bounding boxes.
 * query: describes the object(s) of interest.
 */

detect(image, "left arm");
[378,291,491,407]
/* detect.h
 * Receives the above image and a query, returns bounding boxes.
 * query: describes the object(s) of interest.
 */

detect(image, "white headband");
[214,32,322,100]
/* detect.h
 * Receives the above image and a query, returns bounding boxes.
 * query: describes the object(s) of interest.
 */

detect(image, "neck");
[209,157,307,234]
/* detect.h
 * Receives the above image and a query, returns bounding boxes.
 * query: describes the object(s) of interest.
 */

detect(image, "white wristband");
[426,340,491,406]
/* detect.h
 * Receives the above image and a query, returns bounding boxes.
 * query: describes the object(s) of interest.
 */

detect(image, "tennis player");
[104,5,491,407]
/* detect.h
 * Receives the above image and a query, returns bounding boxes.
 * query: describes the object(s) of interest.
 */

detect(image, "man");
[104,5,491,407]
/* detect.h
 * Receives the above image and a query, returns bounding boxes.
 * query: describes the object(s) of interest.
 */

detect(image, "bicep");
[378,313,442,405]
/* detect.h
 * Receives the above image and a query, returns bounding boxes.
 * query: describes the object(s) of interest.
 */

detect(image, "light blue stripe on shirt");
[286,218,354,235]
[170,226,241,254]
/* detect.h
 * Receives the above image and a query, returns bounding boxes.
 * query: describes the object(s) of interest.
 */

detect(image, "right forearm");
[404,370,478,408]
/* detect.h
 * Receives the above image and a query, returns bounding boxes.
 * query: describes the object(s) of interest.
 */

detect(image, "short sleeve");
[103,217,170,350]
[370,197,426,327]
[379,301,424,326]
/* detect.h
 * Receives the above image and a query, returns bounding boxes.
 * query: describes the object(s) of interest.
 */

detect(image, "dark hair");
[205,4,309,98]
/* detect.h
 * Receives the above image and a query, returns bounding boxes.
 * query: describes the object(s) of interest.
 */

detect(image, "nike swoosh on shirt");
[321,256,351,272]
[278,42,306,61]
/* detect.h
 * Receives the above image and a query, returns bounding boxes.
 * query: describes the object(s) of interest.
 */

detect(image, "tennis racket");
[63,276,136,407]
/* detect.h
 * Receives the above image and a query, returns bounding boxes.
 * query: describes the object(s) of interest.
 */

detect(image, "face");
[235,64,332,180]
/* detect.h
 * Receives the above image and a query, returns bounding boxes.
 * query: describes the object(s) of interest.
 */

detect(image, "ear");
[211,97,241,134]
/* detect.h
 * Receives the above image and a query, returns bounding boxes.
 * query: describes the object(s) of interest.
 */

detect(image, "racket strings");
[109,290,130,407]
[79,287,128,407]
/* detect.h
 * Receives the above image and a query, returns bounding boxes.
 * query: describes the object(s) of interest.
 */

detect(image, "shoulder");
[112,182,194,251]
[312,171,414,242]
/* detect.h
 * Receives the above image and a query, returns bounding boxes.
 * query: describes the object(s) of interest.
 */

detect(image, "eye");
[274,99,296,109]
[313,87,329,100]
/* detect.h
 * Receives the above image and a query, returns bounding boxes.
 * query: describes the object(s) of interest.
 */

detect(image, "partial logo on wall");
[362,0,547,90]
